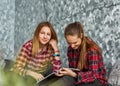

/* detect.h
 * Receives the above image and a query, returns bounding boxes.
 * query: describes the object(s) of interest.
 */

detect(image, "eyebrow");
[68,41,77,44]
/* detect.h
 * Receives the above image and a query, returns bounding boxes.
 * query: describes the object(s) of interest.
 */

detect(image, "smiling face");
[66,35,82,49]
[39,26,51,45]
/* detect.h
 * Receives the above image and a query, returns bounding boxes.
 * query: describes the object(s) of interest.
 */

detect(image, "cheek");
[78,41,82,46]
[39,34,43,38]
[47,36,51,40]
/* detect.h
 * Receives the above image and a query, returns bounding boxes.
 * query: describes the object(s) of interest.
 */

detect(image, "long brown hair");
[32,21,58,56]
[64,22,101,70]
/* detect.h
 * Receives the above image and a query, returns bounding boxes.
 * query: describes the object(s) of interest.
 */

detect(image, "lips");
[41,39,49,43]
[42,40,47,42]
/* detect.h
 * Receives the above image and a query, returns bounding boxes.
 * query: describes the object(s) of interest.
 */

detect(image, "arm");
[75,49,101,84]
[49,39,62,73]
[13,46,28,76]
[26,70,44,81]
[13,41,44,81]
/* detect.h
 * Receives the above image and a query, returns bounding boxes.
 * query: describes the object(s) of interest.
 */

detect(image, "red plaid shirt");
[67,46,107,85]
[13,40,61,76]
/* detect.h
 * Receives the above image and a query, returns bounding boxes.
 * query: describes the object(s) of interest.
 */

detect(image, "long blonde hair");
[32,21,58,56]
[64,22,101,70]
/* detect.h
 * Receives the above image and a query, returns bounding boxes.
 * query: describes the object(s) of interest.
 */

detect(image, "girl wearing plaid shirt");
[13,21,62,85]
[59,22,108,86]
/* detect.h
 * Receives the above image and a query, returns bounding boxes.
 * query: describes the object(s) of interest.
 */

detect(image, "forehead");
[66,35,79,42]
[40,26,51,32]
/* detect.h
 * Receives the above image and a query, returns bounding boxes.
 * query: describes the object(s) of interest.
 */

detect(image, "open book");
[36,72,55,84]
[36,68,80,84]
[68,68,80,71]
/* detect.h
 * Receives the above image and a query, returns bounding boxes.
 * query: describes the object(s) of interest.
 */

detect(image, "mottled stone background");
[0,0,15,68]
[0,0,120,75]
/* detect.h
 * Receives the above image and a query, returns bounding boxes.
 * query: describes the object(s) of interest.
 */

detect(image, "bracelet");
[53,53,60,57]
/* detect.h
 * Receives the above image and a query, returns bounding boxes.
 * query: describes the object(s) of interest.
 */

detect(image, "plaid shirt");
[67,46,107,85]
[13,40,61,76]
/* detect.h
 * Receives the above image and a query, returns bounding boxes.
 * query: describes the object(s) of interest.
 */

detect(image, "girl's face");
[39,26,51,45]
[66,35,82,49]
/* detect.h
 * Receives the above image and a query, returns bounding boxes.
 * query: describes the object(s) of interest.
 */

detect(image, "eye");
[47,33,51,36]
[74,42,77,44]
[40,32,45,34]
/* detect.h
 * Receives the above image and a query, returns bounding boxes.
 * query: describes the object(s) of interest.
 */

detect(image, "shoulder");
[22,39,32,48]
[87,48,101,57]
[86,48,102,60]
[86,36,94,43]
[87,48,97,54]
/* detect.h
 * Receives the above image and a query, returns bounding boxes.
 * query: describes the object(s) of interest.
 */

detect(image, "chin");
[41,42,48,45]
[73,47,79,50]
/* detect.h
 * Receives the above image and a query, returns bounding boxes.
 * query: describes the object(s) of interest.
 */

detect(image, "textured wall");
[0,0,120,72]
[14,0,46,57]
[44,0,120,68]
[0,0,15,68]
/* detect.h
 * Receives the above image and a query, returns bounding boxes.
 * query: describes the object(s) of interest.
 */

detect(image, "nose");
[44,34,47,38]
[71,44,75,48]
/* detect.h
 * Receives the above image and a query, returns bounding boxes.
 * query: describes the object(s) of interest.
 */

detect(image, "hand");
[49,39,59,51]
[54,69,64,77]
[59,68,77,78]
[26,70,45,81]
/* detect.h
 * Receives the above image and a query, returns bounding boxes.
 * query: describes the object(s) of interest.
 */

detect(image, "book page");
[36,72,55,84]
[69,68,80,71]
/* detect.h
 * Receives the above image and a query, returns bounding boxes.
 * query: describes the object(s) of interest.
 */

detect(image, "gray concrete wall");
[0,0,15,68]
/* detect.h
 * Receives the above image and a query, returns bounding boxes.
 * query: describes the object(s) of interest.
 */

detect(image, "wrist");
[54,50,60,53]
[72,72,77,78]
[26,70,31,76]
[53,53,60,60]
[53,46,59,52]
[53,53,60,57]
[26,70,34,76]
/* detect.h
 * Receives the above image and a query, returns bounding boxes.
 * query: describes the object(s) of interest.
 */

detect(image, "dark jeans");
[76,80,102,86]
[36,65,75,86]
[36,66,103,86]
[37,75,75,86]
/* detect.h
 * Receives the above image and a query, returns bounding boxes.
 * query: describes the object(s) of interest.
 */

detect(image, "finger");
[59,70,67,74]
[37,76,44,81]
[56,73,64,76]
[36,75,44,81]
[61,68,68,71]
[55,72,64,76]
[39,75,44,79]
